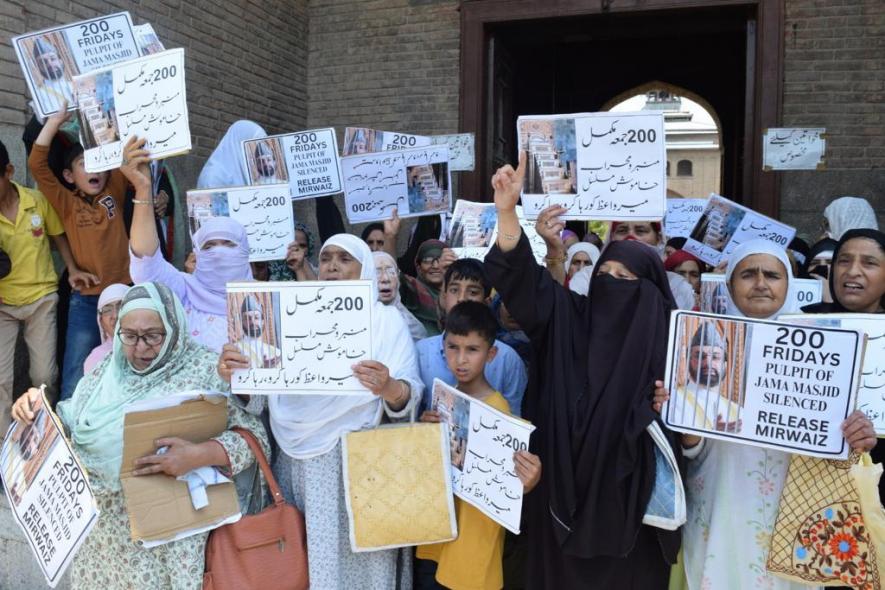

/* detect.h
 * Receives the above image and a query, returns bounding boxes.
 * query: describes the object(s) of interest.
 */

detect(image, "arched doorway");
[460,0,783,217]
[605,83,724,199]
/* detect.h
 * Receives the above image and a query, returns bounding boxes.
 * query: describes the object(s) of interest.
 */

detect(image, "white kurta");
[683,438,819,590]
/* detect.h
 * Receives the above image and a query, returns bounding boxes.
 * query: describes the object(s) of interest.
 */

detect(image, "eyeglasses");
[376,266,398,277]
[118,330,166,347]
[99,302,121,316]
[420,256,441,266]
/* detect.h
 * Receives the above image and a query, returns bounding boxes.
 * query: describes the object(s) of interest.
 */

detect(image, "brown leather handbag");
[203,428,308,590]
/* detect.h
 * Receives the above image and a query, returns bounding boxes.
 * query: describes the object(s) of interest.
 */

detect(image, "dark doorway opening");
[460,1,783,217]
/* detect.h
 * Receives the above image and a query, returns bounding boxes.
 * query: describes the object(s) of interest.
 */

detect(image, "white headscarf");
[196,120,267,189]
[667,271,697,311]
[96,283,129,342]
[565,243,601,277]
[186,217,253,316]
[824,196,878,240]
[269,234,423,459]
[723,239,795,319]
[373,251,428,341]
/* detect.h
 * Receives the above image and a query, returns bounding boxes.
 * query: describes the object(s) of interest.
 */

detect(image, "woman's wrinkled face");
[319,245,362,280]
[729,254,788,318]
[833,238,885,313]
[118,309,167,371]
[568,252,592,279]
[611,223,659,246]
[375,259,398,304]
[98,300,122,340]
[596,260,638,281]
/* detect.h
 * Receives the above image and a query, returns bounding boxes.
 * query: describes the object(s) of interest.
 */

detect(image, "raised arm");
[28,106,72,217]
[119,137,159,257]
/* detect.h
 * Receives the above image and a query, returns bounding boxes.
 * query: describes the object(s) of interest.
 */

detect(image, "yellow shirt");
[417,391,510,590]
[0,182,64,306]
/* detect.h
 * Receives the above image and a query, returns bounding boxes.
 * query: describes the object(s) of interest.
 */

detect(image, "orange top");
[28,144,131,295]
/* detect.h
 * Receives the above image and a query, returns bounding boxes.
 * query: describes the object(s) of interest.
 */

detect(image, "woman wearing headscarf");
[373,251,428,341]
[822,196,879,241]
[564,243,600,283]
[398,238,456,336]
[11,282,268,590]
[652,240,875,590]
[217,233,423,589]
[484,154,681,588]
[802,229,885,315]
[121,137,252,352]
[83,283,129,374]
[196,120,267,189]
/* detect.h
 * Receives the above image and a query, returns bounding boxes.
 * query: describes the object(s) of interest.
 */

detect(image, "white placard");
[13,12,140,119]
[699,274,823,314]
[242,128,343,200]
[341,146,452,223]
[227,281,374,395]
[683,194,796,267]
[518,112,666,221]
[431,380,535,534]
[341,127,432,156]
[516,206,549,265]
[763,128,826,171]
[431,133,475,171]
[132,23,165,55]
[186,185,294,262]
[663,311,864,459]
[665,198,707,239]
[73,48,190,172]
[447,200,497,260]
[783,314,885,435]
[1,392,99,587]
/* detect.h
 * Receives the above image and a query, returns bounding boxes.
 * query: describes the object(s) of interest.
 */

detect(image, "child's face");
[442,277,487,314]
[444,331,497,385]
[63,155,109,197]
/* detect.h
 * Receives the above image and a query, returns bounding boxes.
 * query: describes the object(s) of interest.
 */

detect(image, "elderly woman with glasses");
[11,282,268,590]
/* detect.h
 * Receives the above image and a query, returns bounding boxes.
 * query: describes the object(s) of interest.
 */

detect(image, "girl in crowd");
[218,234,423,589]
[484,153,680,588]
[82,283,129,374]
[653,240,875,590]
[374,250,428,341]
[12,283,267,590]
[122,137,252,352]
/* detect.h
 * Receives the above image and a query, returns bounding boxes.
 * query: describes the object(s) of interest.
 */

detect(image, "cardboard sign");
[518,112,666,221]
[1,391,98,587]
[663,311,864,459]
[683,194,796,266]
[13,12,140,119]
[763,128,826,171]
[699,274,823,315]
[226,281,374,395]
[431,380,535,534]
[186,185,294,262]
[341,127,432,156]
[341,146,452,223]
[242,128,343,200]
[783,314,885,436]
[665,198,707,239]
[120,392,240,545]
[431,133,475,172]
[447,200,497,260]
[73,48,190,172]
[342,423,457,551]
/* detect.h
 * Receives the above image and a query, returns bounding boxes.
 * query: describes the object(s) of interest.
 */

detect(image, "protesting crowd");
[1,11,885,590]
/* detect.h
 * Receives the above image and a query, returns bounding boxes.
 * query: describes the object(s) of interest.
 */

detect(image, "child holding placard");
[416,301,541,590]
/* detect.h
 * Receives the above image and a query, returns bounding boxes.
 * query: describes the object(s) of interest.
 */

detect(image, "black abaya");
[485,234,681,589]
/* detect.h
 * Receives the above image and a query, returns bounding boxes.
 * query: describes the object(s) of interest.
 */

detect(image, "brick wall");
[1,0,309,256]
[780,0,885,238]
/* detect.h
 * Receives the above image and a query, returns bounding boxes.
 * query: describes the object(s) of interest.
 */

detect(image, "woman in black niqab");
[485,232,681,589]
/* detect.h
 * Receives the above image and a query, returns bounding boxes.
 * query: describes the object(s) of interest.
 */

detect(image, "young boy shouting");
[417,300,541,590]
[29,102,131,399]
